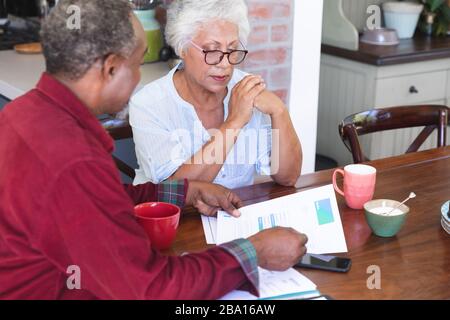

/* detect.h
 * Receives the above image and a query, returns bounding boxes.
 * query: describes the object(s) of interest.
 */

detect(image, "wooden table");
[166,147,450,299]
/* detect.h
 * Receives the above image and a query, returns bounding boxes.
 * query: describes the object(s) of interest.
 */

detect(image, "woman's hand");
[226,75,266,128]
[254,90,286,117]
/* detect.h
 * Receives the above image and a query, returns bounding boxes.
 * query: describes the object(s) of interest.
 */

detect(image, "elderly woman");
[129,0,302,189]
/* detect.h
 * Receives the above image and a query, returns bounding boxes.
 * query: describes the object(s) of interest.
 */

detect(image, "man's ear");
[101,54,124,80]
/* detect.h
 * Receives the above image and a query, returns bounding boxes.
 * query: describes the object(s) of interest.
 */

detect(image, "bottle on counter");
[130,0,163,63]
[447,0,450,35]
[39,0,50,19]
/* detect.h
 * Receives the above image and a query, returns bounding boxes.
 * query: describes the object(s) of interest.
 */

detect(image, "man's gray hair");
[165,0,250,57]
[41,0,136,80]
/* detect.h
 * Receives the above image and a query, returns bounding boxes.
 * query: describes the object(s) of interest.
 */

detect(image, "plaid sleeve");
[220,238,259,295]
[156,179,188,208]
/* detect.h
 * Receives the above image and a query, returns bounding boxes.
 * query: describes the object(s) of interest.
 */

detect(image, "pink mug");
[332,164,377,210]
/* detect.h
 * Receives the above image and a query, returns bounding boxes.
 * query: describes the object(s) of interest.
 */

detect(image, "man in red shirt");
[0,0,308,299]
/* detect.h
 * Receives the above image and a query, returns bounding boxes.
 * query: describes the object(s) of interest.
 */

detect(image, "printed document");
[215,184,347,254]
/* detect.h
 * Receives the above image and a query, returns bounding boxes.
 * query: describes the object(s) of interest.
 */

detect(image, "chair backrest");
[101,117,136,179]
[339,105,449,164]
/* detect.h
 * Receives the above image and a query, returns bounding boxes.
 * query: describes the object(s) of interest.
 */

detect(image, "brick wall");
[243,0,293,104]
[160,0,294,105]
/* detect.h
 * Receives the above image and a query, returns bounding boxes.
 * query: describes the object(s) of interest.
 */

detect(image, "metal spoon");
[385,192,416,215]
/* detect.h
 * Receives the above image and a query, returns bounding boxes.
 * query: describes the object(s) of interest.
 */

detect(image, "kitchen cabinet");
[317,39,450,166]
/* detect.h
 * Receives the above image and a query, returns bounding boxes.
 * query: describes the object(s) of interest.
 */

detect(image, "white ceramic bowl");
[382,2,423,39]
[360,28,399,46]
[382,2,424,14]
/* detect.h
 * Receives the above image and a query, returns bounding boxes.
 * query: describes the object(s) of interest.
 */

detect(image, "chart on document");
[215,184,348,254]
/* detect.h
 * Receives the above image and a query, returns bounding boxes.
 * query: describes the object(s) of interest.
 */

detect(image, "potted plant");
[418,0,450,36]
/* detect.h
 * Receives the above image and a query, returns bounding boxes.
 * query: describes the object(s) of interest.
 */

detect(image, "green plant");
[420,0,450,36]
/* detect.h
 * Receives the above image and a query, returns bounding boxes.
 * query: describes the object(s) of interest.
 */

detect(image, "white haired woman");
[129,0,302,189]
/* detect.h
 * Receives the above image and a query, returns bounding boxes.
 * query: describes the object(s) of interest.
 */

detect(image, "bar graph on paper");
[257,212,291,230]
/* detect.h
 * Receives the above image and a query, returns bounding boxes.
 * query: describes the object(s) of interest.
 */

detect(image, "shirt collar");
[36,72,114,154]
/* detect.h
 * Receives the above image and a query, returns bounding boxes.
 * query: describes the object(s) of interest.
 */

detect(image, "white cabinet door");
[375,71,447,107]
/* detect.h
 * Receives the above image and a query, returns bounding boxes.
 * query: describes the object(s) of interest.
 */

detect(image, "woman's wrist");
[270,105,287,118]
[223,117,246,130]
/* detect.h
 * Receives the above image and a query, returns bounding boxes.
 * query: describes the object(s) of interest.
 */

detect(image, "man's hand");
[186,181,243,217]
[248,227,308,271]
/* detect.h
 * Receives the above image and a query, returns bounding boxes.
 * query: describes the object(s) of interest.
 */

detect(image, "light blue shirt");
[129,65,272,189]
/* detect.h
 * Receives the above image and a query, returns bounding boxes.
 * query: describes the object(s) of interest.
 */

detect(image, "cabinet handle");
[409,86,419,94]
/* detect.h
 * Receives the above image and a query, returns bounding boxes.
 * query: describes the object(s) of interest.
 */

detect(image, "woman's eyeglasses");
[190,41,248,65]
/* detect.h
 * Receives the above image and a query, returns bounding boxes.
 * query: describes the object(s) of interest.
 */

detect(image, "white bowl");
[382,2,423,39]
[382,2,424,14]
[360,28,399,46]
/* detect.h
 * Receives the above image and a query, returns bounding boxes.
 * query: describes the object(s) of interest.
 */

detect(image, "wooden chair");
[100,116,136,179]
[339,105,449,164]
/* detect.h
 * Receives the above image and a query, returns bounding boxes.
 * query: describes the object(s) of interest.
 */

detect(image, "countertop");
[322,35,450,66]
[0,50,171,101]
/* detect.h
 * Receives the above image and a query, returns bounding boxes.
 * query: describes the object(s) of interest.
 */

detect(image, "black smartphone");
[295,253,351,273]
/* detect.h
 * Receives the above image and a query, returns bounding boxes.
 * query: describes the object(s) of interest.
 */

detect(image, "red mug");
[332,164,377,210]
[134,202,181,250]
